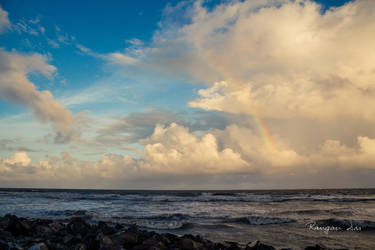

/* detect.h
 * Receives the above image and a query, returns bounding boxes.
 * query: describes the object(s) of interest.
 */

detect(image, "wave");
[280,209,355,217]
[5,189,375,204]
[122,220,195,230]
[113,213,192,221]
[224,216,296,225]
[315,218,375,231]
[151,195,375,204]
[42,209,98,220]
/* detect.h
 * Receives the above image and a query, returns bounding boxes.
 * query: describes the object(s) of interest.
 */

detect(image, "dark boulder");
[141,236,167,249]
[225,241,241,250]
[164,233,179,244]
[67,217,91,236]
[178,238,204,250]
[0,239,9,250]
[114,231,139,248]
[214,242,227,250]
[27,242,49,250]
[0,231,13,241]
[304,244,327,250]
[74,244,88,250]
[5,215,30,237]
[98,221,116,235]
[48,222,64,233]
[245,240,276,250]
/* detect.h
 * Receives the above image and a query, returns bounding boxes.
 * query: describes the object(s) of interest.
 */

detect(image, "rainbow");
[250,110,276,152]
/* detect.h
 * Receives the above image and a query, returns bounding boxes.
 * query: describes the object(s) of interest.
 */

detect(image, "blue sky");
[1,0,375,189]
[0,0,205,160]
[0,0,196,113]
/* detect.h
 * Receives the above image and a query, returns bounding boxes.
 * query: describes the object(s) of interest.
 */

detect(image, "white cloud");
[92,0,375,177]
[2,0,375,188]
[0,5,10,33]
[1,123,375,188]
[3,152,31,167]
[76,44,138,66]
[0,49,77,142]
[107,0,375,123]
[139,123,249,174]
[107,52,138,65]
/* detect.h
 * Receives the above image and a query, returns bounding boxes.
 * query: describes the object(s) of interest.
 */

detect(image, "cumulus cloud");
[3,152,31,167]
[0,5,10,34]
[2,0,375,188]
[94,0,375,171]
[109,0,375,122]
[138,123,249,174]
[0,49,76,142]
[2,123,375,188]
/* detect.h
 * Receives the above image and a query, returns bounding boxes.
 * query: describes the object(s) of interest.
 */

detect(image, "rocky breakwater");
[0,214,348,250]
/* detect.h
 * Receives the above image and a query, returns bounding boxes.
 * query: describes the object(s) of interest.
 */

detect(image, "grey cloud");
[96,111,185,145]
[0,139,37,152]
[95,110,249,146]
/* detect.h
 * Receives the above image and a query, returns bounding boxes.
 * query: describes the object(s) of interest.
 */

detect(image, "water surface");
[1,188,374,249]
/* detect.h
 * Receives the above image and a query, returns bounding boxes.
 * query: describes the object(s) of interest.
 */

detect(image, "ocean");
[0,188,374,249]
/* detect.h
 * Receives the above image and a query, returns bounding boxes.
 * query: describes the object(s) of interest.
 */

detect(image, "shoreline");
[0,214,349,250]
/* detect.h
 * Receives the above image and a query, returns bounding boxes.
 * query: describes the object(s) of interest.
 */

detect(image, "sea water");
[0,188,374,249]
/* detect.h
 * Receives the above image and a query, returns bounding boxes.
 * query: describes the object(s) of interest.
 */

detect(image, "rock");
[0,239,9,250]
[193,235,205,243]
[35,225,53,236]
[127,224,139,232]
[142,236,166,249]
[179,238,204,250]
[0,217,8,230]
[86,239,100,250]
[36,219,53,224]
[117,232,138,242]
[98,221,116,235]
[0,215,352,250]
[101,236,112,245]
[225,241,241,250]
[305,244,349,250]
[67,217,90,236]
[245,240,276,250]
[132,245,149,250]
[74,244,87,250]
[5,216,30,237]
[28,243,48,250]
[48,222,63,232]
[116,231,138,247]
[304,244,328,250]
[0,231,13,241]
[214,242,227,250]
[114,223,123,230]
[164,233,179,243]
[158,235,171,246]
[63,235,74,244]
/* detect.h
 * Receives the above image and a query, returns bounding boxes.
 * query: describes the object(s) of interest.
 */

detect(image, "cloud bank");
[1,123,375,188]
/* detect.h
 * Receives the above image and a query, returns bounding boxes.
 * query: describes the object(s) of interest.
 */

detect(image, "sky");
[0,0,375,189]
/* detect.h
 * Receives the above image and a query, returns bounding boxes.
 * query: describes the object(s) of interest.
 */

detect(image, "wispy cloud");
[76,44,138,66]
[0,5,11,33]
